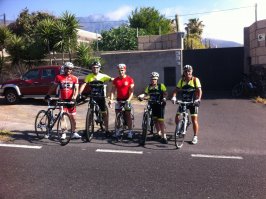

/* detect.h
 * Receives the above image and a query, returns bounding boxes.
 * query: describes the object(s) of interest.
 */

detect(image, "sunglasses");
[64,68,72,70]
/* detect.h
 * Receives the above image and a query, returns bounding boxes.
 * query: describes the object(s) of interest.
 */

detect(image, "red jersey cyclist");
[109,63,135,139]
[45,62,81,139]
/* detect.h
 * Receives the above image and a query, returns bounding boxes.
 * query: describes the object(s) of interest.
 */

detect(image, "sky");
[1,0,266,44]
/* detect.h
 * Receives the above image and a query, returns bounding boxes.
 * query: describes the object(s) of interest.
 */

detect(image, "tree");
[75,42,94,68]
[128,7,171,35]
[95,25,146,51]
[184,18,205,49]
[0,26,12,74]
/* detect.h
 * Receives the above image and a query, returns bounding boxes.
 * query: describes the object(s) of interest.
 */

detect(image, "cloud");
[105,5,133,20]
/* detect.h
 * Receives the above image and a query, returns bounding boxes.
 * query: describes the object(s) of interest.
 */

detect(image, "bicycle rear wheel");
[35,110,48,139]
[140,111,149,146]
[85,108,94,142]
[175,120,186,149]
[57,112,73,146]
[232,83,244,97]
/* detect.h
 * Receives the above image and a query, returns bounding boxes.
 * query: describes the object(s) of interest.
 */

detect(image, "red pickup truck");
[0,65,91,104]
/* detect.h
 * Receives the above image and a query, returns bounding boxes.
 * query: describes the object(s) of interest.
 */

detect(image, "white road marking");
[191,154,243,159]
[0,143,42,149]
[96,149,143,154]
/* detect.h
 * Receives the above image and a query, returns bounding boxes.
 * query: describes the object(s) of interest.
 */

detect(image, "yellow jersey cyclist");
[171,64,202,144]
[138,72,168,144]
[79,62,114,137]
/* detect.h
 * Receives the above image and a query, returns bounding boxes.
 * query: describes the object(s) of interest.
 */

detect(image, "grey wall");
[100,50,182,96]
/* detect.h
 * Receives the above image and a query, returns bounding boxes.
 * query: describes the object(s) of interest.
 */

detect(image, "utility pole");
[0,13,6,25]
[255,3,257,22]
[175,14,180,32]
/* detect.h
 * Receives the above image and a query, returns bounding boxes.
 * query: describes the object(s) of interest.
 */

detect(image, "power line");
[177,5,255,17]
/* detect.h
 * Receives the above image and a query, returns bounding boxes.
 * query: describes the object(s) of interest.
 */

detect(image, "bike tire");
[35,110,49,139]
[174,120,186,149]
[115,112,123,139]
[140,111,149,146]
[232,83,244,97]
[57,112,73,146]
[85,108,94,142]
[99,105,108,131]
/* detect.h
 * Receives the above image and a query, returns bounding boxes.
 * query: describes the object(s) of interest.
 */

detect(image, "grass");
[0,129,14,142]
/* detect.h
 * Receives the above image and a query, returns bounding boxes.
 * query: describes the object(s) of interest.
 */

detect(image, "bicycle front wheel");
[35,110,49,139]
[175,120,186,149]
[57,112,73,146]
[140,111,149,146]
[85,108,94,142]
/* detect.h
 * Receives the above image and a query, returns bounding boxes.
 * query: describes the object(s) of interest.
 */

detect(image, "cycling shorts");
[151,103,165,121]
[94,98,107,113]
[177,104,198,116]
[115,101,132,111]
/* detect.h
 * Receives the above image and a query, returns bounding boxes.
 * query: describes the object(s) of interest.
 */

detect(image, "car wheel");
[5,89,19,104]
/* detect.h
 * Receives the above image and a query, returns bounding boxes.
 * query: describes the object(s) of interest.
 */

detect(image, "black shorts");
[95,98,107,112]
[151,104,165,121]
[177,104,199,116]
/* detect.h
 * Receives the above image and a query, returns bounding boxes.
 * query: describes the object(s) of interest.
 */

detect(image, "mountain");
[202,38,243,48]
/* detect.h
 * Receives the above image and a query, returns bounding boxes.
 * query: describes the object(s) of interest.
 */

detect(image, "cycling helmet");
[183,64,193,71]
[92,61,101,68]
[150,72,159,79]
[63,62,74,69]
[117,63,126,70]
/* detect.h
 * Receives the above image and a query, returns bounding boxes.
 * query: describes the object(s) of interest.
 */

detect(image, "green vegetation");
[0,129,14,142]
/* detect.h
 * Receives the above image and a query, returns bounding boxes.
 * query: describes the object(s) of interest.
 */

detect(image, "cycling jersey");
[54,74,78,100]
[176,76,201,101]
[144,83,167,102]
[113,75,134,100]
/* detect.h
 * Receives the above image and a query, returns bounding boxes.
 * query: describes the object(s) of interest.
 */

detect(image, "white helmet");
[150,72,159,79]
[117,63,126,70]
[92,61,101,68]
[183,64,193,71]
[63,62,74,69]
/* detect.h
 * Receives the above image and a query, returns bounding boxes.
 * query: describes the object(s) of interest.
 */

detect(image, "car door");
[39,68,57,94]
[19,69,41,95]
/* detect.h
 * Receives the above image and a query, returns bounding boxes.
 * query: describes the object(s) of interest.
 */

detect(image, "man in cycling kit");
[109,63,135,139]
[171,65,202,144]
[138,72,168,144]
[45,62,81,139]
[79,61,113,137]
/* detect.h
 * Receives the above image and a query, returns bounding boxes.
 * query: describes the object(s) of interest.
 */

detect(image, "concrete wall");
[100,49,183,96]
[138,32,184,50]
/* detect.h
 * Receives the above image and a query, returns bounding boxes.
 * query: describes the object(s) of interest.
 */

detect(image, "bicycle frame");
[174,100,193,149]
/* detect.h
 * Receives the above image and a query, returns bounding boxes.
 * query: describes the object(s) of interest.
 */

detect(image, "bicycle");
[174,100,193,149]
[232,73,261,97]
[34,100,74,146]
[84,95,108,142]
[139,99,162,146]
[113,100,135,141]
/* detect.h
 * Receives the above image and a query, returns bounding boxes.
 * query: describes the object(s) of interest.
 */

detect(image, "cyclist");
[45,62,81,139]
[79,61,113,137]
[109,63,135,139]
[171,64,202,144]
[138,72,168,144]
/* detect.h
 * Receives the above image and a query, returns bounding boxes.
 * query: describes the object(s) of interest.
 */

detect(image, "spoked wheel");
[35,110,49,139]
[232,83,244,97]
[115,113,123,141]
[140,112,149,146]
[174,120,186,149]
[57,112,73,146]
[85,108,94,142]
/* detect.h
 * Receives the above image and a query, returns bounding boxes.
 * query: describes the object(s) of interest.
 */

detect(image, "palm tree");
[0,26,12,74]
[53,20,68,62]
[60,11,80,62]
[185,18,204,39]
[36,18,56,64]
[6,35,26,75]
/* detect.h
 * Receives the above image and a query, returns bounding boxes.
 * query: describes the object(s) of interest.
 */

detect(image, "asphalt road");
[0,93,266,199]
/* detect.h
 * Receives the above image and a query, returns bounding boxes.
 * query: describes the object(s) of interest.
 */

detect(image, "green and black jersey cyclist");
[79,62,114,137]
[138,72,168,144]
[171,64,202,144]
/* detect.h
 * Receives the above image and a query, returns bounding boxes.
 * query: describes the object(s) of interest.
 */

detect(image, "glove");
[171,96,177,104]
[162,97,167,102]
[194,99,201,107]
[138,94,145,101]
[44,95,51,100]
